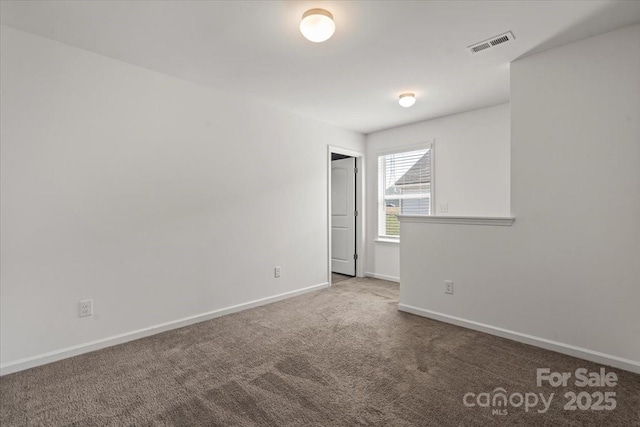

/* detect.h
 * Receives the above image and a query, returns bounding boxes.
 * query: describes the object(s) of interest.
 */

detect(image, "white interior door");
[331,157,356,276]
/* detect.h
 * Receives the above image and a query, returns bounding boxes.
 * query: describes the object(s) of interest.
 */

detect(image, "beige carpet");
[1,277,639,426]
[331,272,353,284]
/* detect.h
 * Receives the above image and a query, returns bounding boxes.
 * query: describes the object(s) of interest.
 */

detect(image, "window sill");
[397,215,515,226]
[375,237,400,245]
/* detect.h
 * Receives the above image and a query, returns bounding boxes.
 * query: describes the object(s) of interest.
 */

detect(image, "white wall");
[399,24,640,372]
[365,104,511,281]
[0,27,364,370]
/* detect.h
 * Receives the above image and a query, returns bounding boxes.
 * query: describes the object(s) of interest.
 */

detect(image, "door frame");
[327,145,365,285]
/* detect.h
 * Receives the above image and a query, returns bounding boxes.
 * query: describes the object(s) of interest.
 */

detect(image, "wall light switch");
[438,203,449,213]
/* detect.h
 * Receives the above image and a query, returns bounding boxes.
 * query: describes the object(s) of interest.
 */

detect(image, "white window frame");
[376,142,435,241]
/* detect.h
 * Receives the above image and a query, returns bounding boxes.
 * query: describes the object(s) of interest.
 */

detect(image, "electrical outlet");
[79,299,93,317]
[274,266,281,278]
[445,280,454,294]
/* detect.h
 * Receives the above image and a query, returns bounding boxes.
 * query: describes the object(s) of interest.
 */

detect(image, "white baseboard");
[398,304,640,374]
[1,282,329,376]
[364,272,400,283]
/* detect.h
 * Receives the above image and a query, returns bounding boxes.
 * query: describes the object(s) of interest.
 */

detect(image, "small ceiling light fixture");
[398,93,416,108]
[300,8,335,43]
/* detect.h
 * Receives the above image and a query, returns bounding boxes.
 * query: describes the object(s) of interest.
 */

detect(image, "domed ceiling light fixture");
[300,8,335,43]
[398,93,416,108]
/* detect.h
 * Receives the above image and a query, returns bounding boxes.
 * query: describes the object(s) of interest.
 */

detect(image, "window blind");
[378,148,432,237]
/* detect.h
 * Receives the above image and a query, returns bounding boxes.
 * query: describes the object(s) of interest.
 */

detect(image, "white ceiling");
[2,1,639,134]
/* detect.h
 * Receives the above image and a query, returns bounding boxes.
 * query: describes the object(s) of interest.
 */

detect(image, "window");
[378,145,433,238]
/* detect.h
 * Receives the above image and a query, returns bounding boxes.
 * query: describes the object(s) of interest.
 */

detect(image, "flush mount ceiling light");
[398,93,416,108]
[300,8,335,43]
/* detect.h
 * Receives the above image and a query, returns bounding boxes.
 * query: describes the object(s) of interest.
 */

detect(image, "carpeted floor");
[331,272,353,284]
[1,277,639,426]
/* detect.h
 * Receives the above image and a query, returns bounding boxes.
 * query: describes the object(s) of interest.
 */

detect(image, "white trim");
[0,282,329,376]
[398,304,640,374]
[365,272,400,283]
[397,215,515,226]
[374,238,400,245]
[429,140,436,216]
[327,145,363,159]
[327,145,365,283]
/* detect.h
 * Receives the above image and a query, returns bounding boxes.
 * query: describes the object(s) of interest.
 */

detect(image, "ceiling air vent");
[467,31,515,54]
